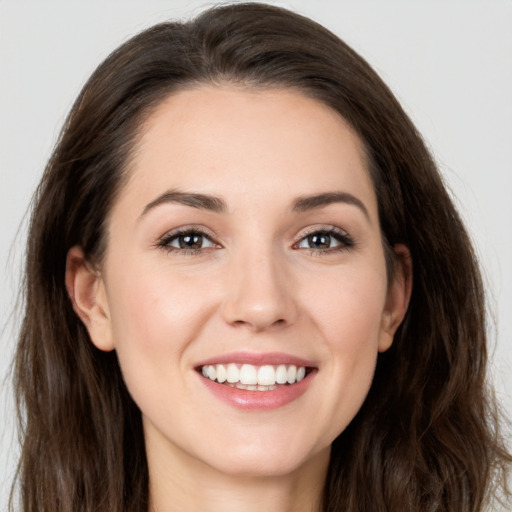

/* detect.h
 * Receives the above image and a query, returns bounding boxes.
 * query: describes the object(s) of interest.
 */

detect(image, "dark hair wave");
[11,3,511,511]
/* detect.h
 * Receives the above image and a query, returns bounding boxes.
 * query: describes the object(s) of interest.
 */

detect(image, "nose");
[221,247,298,332]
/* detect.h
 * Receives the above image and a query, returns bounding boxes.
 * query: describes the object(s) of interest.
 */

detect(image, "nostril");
[221,274,298,330]
[231,317,287,331]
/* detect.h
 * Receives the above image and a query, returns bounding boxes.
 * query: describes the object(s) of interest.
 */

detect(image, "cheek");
[305,260,388,346]
[103,267,223,456]
[107,262,211,346]
[103,264,211,400]
[300,262,387,435]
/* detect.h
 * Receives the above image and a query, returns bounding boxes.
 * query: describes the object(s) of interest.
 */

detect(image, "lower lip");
[198,371,315,411]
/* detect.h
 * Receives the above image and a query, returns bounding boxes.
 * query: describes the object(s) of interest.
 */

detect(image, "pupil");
[308,233,330,249]
[179,234,202,249]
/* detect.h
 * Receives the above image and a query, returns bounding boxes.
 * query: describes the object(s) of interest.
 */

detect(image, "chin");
[200,438,329,479]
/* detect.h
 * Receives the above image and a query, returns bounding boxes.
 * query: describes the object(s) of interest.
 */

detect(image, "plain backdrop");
[1,1,511,508]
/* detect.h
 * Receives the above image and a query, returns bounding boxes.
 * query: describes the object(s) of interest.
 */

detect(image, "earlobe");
[65,246,115,352]
[378,244,413,352]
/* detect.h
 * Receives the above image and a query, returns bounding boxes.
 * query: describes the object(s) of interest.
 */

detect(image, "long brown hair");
[12,3,510,511]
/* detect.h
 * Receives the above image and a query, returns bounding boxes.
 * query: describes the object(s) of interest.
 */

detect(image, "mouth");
[198,363,313,391]
[195,353,317,410]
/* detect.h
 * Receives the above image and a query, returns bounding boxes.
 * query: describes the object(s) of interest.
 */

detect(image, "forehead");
[119,84,377,218]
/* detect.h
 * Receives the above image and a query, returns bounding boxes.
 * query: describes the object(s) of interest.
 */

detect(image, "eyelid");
[154,223,354,254]
[294,224,351,241]
[292,225,355,251]
[156,225,222,251]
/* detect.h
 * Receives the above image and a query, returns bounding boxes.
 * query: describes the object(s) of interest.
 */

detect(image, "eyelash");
[157,226,355,256]
[157,227,219,255]
[292,226,355,255]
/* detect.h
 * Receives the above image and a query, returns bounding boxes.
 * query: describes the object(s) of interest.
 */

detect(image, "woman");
[11,2,510,511]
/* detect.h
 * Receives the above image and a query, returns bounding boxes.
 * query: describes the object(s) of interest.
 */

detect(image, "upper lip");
[195,351,317,368]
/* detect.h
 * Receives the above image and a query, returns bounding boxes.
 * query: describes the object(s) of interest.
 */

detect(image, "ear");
[378,244,413,352]
[65,246,115,352]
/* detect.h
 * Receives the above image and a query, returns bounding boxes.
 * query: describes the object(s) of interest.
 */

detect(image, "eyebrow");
[140,189,227,218]
[292,192,370,221]
[140,189,370,221]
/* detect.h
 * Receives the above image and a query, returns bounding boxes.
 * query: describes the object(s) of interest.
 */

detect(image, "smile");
[200,363,308,391]
[195,352,316,410]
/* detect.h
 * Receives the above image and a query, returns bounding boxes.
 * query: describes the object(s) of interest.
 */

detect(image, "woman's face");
[73,85,409,479]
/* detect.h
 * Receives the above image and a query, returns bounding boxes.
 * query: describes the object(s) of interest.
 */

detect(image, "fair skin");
[66,85,411,512]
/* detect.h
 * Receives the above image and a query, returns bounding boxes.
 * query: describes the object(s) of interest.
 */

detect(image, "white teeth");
[207,365,216,381]
[286,365,297,384]
[275,364,288,384]
[257,365,275,386]
[216,364,227,383]
[200,362,308,389]
[239,364,258,385]
[226,363,239,383]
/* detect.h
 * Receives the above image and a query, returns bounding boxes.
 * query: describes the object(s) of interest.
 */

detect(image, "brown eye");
[178,233,204,249]
[161,230,217,252]
[306,233,331,249]
[296,228,354,252]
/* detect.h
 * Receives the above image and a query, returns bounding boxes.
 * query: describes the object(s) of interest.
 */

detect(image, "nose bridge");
[222,235,297,331]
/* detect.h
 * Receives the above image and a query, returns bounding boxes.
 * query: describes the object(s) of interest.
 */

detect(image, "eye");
[170,232,213,250]
[158,229,219,253]
[295,228,354,252]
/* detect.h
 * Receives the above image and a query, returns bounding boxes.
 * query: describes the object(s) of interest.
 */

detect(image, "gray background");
[1,1,511,508]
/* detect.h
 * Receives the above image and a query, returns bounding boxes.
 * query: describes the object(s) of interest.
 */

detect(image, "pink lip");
[195,351,317,411]
[195,351,316,368]
[197,370,316,411]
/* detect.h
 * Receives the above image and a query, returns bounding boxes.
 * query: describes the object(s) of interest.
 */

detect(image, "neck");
[145,425,329,512]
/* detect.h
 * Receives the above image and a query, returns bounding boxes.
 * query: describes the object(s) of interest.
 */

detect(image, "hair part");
[12,3,510,511]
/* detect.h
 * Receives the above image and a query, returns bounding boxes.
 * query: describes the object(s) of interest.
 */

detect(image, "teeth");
[216,364,227,383]
[286,365,297,384]
[257,365,275,385]
[275,364,288,384]
[200,363,308,389]
[226,363,239,383]
[207,365,217,381]
[240,364,258,385]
